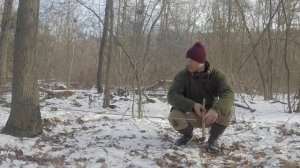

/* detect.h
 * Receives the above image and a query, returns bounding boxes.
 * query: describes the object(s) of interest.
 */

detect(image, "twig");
[234,0,283,75]
[145,118,164,129]
[284,112,297,125]
[238,94,256,112]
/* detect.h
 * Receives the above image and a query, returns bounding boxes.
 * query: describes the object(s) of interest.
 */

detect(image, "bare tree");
[66,0,75,89]
[78,0,166,117]
[103,0,114,108]
[234,0,282,100]
[137,0,166,118]
[2,0,42,137]
[96,0,110,93]
[282,0,296,113]
[296,87,300,112]
[0,0,13,90]
[17,0,300,114]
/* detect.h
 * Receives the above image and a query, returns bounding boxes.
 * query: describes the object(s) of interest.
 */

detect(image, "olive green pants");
[169,109,233,131]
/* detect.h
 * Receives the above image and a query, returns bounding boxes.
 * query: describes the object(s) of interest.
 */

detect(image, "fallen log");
[39,88,74,99]
[234,102,256,112]
[142,92,156,103]
[270,100,287,105]
[145,80,172,91]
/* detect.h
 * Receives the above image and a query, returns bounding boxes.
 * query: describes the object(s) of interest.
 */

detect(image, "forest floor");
[0,86,299,168]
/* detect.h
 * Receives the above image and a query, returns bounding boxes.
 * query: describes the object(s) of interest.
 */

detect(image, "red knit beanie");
[186,42,206,63]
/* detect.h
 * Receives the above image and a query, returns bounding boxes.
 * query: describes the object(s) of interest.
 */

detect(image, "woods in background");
[0,0,299,109]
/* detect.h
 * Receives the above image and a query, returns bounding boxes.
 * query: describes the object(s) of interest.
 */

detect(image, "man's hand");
[203,109,218,125]
[194,103,206,117]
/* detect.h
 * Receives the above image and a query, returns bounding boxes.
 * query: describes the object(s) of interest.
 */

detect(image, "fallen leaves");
[279,159,300,168]
[2,88,300,167]
[160,133,173,142]
[275,136,286,143]
[276,125,300,136]
[14,148,23,158]
[1,146,65,166]
[155,152,196,168]
[193,136,206,143]
[253,150,267,160]
[227,141,246,151]
[76,117,85,124]
[272,146,283,154]
[42,117,62,127]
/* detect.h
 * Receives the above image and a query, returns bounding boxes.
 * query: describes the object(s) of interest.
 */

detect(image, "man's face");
[186,58,205,73]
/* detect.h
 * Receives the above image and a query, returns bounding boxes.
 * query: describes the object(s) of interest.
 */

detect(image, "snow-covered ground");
[0,88,299,168]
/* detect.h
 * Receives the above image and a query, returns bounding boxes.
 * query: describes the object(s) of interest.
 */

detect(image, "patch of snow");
[0,89,299,167]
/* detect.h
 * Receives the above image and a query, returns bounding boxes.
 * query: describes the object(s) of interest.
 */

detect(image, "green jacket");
[167,61,234,117]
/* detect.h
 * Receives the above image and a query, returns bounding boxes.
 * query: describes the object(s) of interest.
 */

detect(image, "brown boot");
[207,123,226,154]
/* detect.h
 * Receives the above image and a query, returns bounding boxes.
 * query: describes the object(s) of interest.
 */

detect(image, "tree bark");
[266,0,274,100]
[103,0,114,108]
[120,0,127,36]
[66,0,74,89]
[296,88,300,112]
[135,0,145,37]
[0,0,13,89]
[282,0,292,113]
[96,0,110,93]
[2,0,42,137]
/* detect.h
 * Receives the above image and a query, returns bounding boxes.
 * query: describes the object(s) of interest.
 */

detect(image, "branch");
[142,0,166,67]
[234,0,283,75]
[39,88,74,98]
[76,0,136,73]
[236,93,256,112]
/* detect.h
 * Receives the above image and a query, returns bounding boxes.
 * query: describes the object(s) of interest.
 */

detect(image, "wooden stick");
[171,117,197,121]
[202,98,206,137]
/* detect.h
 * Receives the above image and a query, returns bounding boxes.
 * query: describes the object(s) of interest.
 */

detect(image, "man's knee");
[216,110,233,127]
[169,109,189,130]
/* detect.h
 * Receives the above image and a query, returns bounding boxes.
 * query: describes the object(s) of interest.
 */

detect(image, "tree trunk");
[116,0,121,38]
[66,0,73,89]
[135,0,145,37]
[103,0,114,108]
[234,0,279,100]
[120,0,127,36]
[296,88,300,112]
[227,0,234,75]
[266,0,273,100]
[282,1,292,113]
[97,0,110,93]
[0,0,13,89]
[2,0,42,137]
[137,0,165,118]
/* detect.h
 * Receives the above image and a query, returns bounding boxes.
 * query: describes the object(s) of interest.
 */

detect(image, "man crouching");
[167,42,234,153]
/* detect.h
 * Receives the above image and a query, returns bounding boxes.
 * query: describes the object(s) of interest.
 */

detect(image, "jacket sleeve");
[167,71,195,112]
[211,70,234,116]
